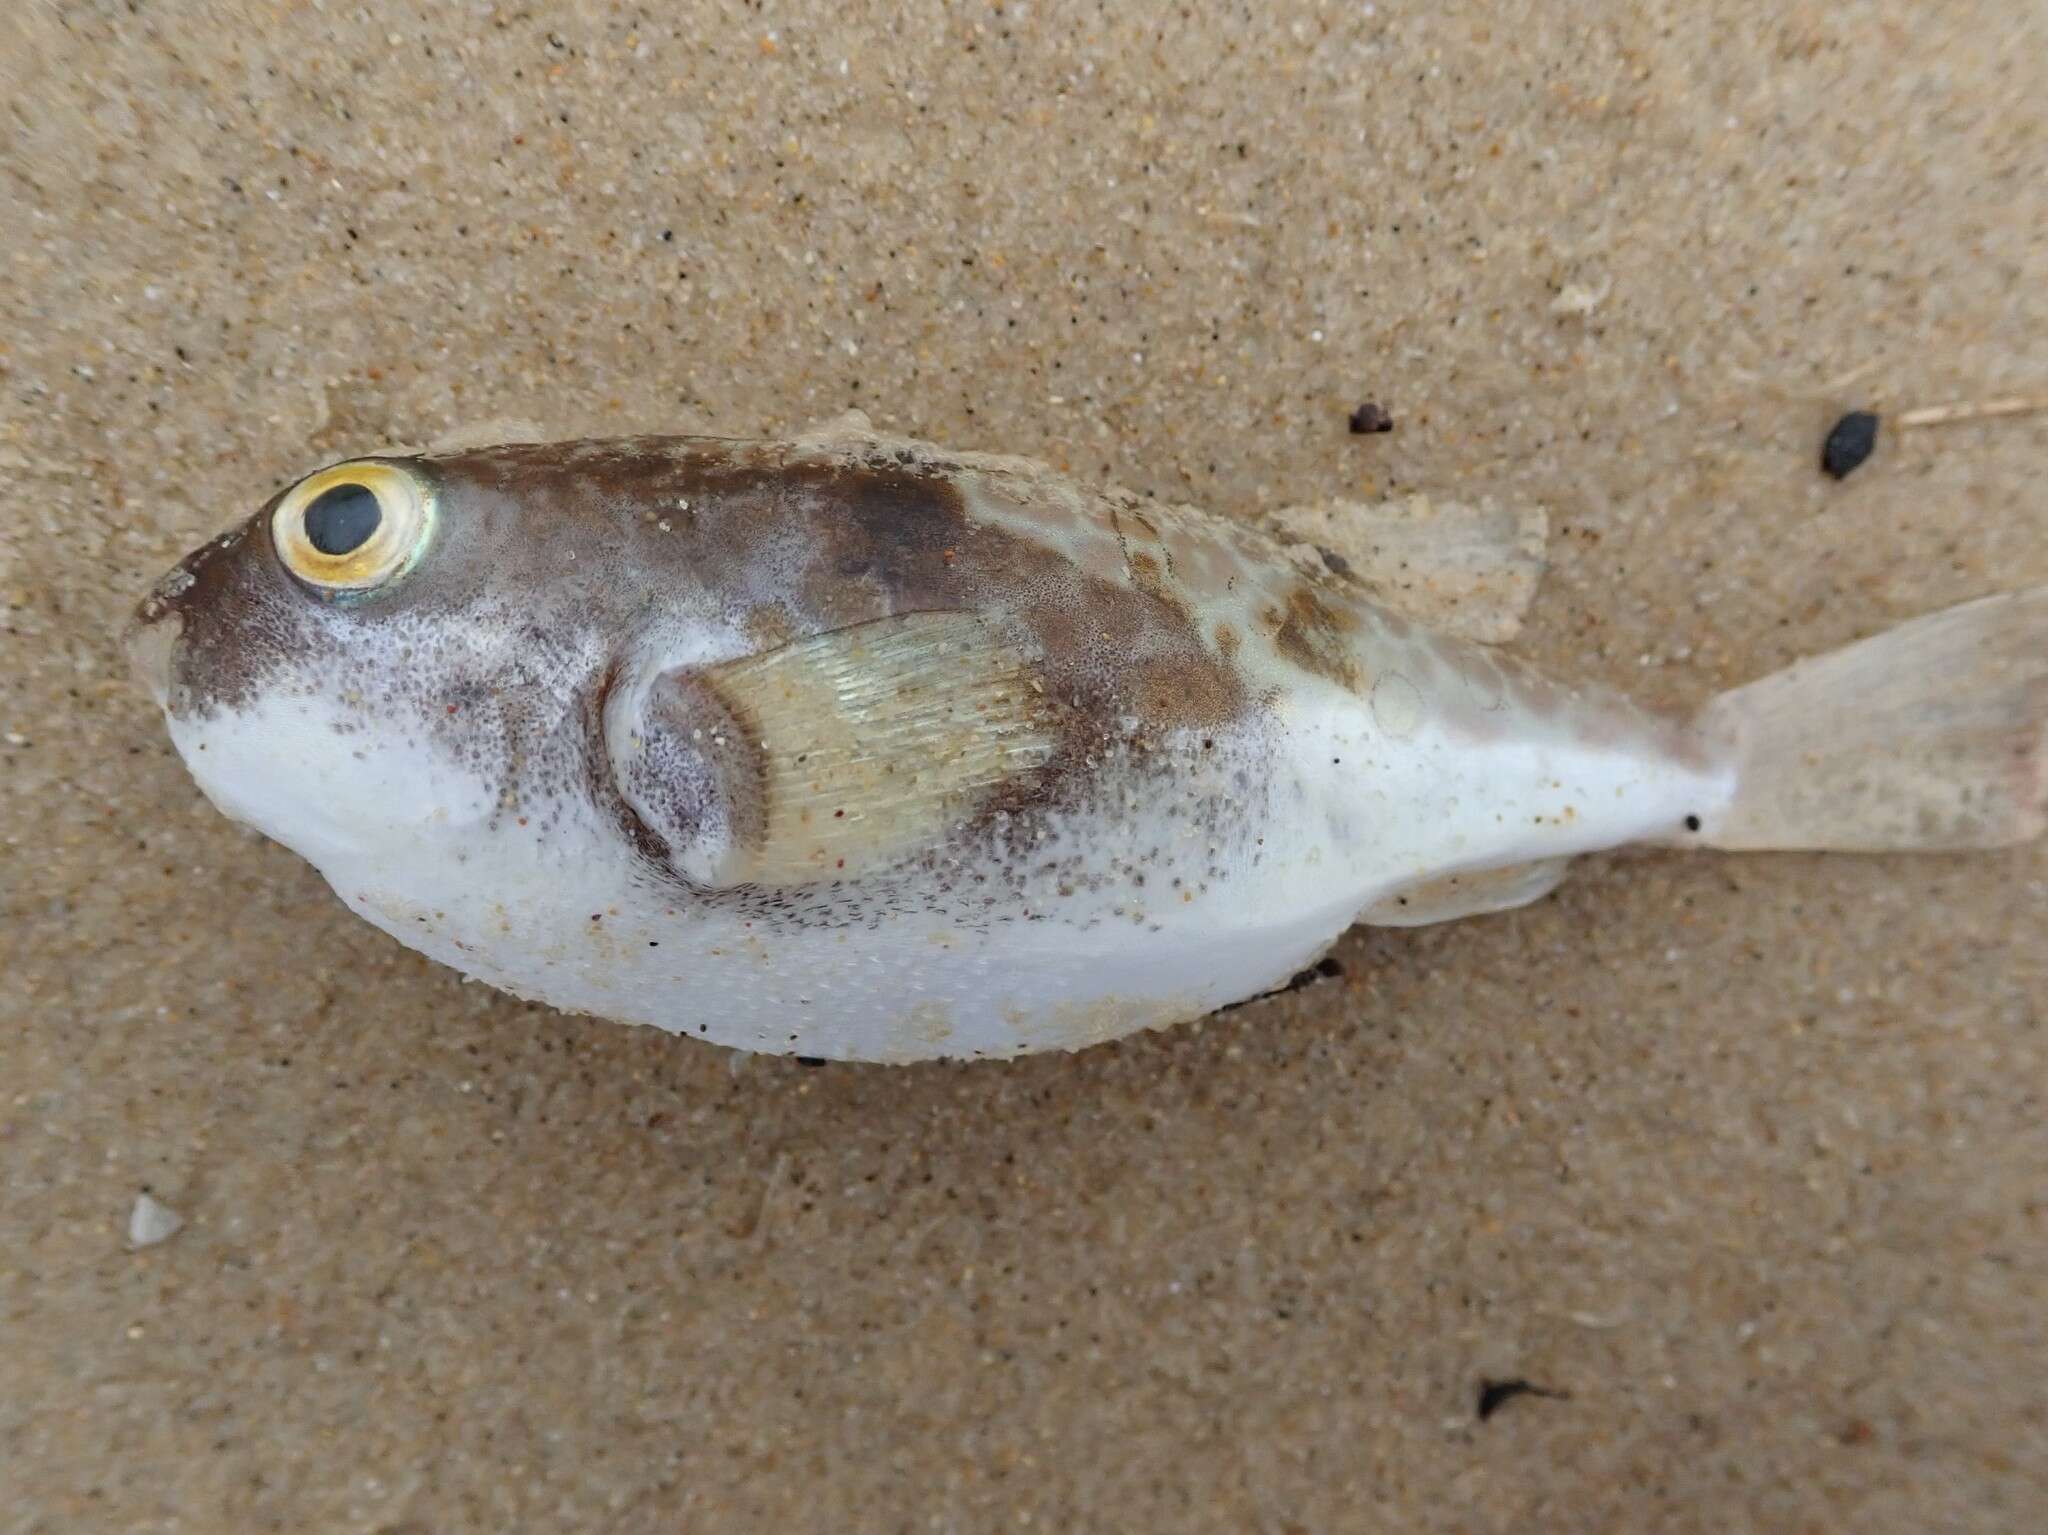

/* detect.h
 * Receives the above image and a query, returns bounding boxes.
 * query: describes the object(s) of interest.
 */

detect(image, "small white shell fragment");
[127,1192,183,1248]
[1551,278,1611,316]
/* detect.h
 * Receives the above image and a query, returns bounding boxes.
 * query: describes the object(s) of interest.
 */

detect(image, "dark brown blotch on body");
[1268,583,1368,693]
[665,444,1245,735]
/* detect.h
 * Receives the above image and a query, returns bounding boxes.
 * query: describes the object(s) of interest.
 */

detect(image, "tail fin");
[1696,589,2048,852]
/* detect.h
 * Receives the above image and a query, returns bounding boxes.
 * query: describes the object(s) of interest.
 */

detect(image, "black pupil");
[303,483,382,556]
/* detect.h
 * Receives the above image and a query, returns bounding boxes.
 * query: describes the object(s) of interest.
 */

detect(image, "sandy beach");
[3,2,2044,1528]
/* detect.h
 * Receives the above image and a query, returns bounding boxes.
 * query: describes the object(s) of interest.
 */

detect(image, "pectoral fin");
[1359,858,1572,927]
[612,612,1057,888]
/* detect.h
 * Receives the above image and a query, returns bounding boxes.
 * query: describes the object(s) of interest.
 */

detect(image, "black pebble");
[1348,402,1395,435]
[1822,410,1880,479]
[1477,1378,1568,1421]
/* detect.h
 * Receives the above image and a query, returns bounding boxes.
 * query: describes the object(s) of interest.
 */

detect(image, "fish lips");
[125,599,182,711]
[124,502,291,720]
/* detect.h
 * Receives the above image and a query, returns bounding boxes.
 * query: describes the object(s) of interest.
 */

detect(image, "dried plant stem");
[1893,394,2048,430]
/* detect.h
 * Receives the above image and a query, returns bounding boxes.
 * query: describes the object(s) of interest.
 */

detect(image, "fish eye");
[271,461,433,595]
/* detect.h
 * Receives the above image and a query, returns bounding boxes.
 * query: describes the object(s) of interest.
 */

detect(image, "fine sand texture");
[4,3,2044,1530]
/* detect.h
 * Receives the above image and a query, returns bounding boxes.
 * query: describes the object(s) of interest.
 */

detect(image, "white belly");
[205,666,1729,1062]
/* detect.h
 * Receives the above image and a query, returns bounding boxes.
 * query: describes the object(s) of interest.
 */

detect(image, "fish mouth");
[124,592,183,711]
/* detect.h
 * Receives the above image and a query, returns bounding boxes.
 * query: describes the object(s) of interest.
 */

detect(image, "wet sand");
[3,2,2044,1528]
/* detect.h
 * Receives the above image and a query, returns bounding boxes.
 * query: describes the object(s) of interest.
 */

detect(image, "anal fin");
[1359,858,1572,928]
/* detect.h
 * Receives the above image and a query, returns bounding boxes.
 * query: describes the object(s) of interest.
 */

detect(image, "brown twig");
[1893,394,2048,430]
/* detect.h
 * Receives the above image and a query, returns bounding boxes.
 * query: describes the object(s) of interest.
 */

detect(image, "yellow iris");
[270,461,434,595]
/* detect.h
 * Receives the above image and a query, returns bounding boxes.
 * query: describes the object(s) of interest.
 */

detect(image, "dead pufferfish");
[129,417,2048,1062]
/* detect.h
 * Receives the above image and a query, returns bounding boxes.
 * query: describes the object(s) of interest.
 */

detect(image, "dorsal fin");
[1267,495,1549,643]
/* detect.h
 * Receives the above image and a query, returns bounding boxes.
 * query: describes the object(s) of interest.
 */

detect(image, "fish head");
[125,450,680,895]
